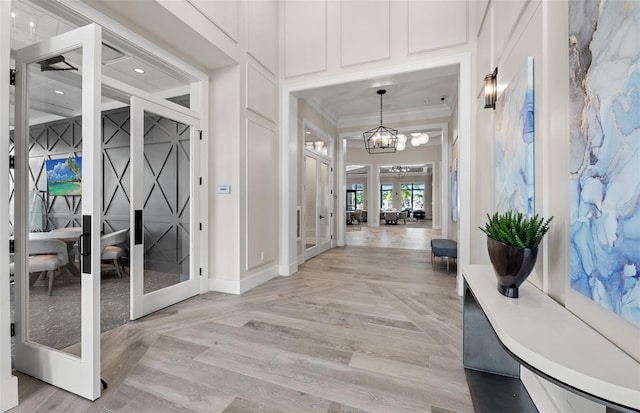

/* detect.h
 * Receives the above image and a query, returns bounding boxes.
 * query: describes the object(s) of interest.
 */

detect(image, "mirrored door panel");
[319,161,331,246]
[23,53,84,355]
[130,96,199,320]
[13,24,102,401]
[142,112,191,294]
[304,156,317,251]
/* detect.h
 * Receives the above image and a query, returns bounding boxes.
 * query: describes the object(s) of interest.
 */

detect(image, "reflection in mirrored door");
[13,23,103,400]
[141,111,191,294]
[22,48,85,356]
[319,161,331,247]
[305,156,317,251]
[130,96,200,320]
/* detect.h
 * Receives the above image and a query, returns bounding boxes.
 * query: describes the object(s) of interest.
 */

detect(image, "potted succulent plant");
[479,211,553,298]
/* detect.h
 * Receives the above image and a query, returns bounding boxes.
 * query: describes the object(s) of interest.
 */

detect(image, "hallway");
[346,219,440,251]
[11,245,471,413]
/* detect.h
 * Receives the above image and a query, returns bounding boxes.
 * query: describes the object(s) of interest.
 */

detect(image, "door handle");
[80,215,91,274]
[135,209,143,245]
[319,215,325,219]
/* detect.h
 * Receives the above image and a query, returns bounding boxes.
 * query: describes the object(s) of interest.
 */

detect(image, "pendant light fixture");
[363,90,398,154]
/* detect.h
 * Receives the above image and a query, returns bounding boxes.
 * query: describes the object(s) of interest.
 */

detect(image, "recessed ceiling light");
[10,12,16,18]
[305,131,311,135]
[134,68,145,74]
[54,90,64,95]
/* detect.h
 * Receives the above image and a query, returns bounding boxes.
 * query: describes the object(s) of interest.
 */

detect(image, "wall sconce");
[484,67,498,110]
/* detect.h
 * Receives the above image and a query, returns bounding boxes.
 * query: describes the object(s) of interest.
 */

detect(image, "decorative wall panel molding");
[340,0,390,67]
[187,0,239,42]
[408,0,468,55]
[284,0,327,78]
[246,119,277,270]
[247,0,278,74]
[247,63,277,123]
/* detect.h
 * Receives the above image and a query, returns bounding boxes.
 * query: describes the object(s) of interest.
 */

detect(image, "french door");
[129,97,200,320]
[304,155,333,260]
[13,24,102,400]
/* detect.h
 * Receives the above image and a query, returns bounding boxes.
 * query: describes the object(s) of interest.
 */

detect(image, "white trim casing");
[0,1,18,410]
[280,54,473,297]
[209,265,279,295]
[129,97,201,320]
[13,23,103,400]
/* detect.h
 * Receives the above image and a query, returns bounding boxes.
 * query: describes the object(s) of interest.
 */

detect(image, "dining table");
[28,227,83,277]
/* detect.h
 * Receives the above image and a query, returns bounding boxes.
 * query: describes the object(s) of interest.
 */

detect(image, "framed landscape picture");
[46,157,82,196]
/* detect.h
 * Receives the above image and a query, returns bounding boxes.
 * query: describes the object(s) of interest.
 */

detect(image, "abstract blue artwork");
[569,0,640,327]
[494,57,534,216]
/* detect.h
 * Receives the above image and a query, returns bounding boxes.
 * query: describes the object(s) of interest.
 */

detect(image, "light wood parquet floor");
[10,230,471,413]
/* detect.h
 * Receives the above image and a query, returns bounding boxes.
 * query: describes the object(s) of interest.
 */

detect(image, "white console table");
[462,265,640,413]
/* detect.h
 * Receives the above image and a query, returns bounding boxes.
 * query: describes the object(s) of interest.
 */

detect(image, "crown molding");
[304,97,338,126]
[337,105,452,129]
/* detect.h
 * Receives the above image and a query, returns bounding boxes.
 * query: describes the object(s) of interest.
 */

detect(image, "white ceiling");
[9,0,192,126]
[295,65,459,125]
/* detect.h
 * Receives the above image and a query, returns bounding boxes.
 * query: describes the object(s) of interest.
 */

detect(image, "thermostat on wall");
[217,184,231,194]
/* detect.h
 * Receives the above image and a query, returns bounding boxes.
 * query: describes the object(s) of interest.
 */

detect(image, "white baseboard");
[209,265,279,295]
[0,375,18,412]
[278,260,297,276]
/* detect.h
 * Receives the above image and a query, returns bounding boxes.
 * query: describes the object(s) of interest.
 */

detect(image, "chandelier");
[363,90,398,154]
[389,165,410,179]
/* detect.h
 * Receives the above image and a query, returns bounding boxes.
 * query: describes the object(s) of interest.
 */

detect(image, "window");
[348,183,364,210]
[380,184,393,209]
[401,183,425,210]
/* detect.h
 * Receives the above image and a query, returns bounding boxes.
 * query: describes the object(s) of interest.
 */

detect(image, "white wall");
[474,0,639,408]
[283,0,470,81]
[152,0,281,293]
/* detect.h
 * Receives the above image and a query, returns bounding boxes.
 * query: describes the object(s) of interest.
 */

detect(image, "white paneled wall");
[164,0,280,290]
[340,0,390,67]
[246,119,277,270]
[474,0,639,409]
[247,63,277,122]
[407,0,468,54]
[283,0,470,80]
[284,0,327,77]
[247,0,278,74]
[188,0,239,42]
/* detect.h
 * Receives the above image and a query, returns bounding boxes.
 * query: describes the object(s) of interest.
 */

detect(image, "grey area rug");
[10,264,185,359]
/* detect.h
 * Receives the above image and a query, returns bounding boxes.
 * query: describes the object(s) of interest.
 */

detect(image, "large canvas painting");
[569,0,640,327]
[46,157,82,196]
[495,57,535,216]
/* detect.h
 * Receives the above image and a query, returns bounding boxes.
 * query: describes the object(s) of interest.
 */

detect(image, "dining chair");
[100,228,130,278]
[9,239,69,296]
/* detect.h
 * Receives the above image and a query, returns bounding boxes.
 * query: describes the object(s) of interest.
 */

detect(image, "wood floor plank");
[123,364,234,412]
[240,312,452,364]
[349,352,471,397]
[221,397,283,413]
[137,346,332,413]
[103,383,198,413]
[11,225,472,413]
[165,321,353,365]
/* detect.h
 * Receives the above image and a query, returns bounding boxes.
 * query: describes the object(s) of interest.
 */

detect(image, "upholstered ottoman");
[431,239,458,274]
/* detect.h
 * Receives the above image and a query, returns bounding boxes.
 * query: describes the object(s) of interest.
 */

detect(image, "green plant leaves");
[479,211,553,249]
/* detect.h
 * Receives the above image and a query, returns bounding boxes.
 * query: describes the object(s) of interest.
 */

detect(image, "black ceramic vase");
[487,237,538,298]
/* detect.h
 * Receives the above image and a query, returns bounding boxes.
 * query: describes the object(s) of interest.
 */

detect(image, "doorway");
[303,123,334,261]
[4,0,207,403]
